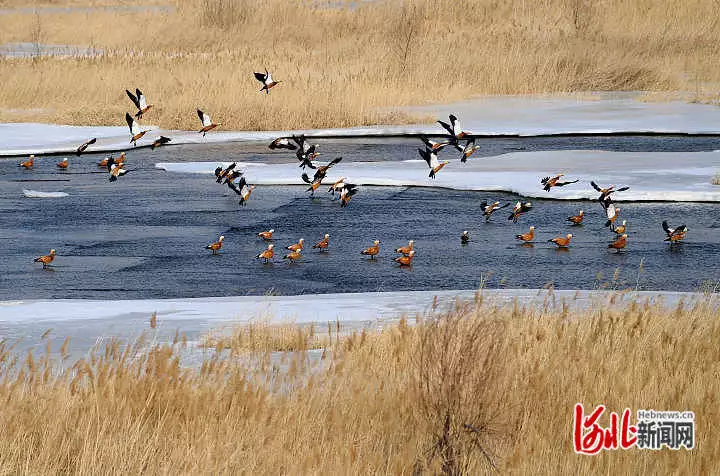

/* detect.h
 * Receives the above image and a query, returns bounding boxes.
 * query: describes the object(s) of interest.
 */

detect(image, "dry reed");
[0,294,717,473]
[0,0,719,129]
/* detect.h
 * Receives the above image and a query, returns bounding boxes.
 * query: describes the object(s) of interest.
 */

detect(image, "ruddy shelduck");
[394,250,415,266]
[34,249,56,269]
[480,200,509,222]
[549,233,573,248]
[284,250,302,262]
[254,69,281,94]
[567,210,584,225]
[258,229,274,240]
[508,201,532,223]
[604,203,620,228]
[287,238,304,252]
[418,147,448,179]
[458,139,480,163]
[394,240,414,256]
[56,157,69,169]
[313,234,330,251]
[516,226,535,243]
[206,235,224,255]
[541,174,578,192]
[75,137,96,156]
[256,244,275,263]
[126,88,153,119]
[361,240,380,259]
[197,109,221,136]
[19,155,34,169]
[461,231,470,244]
[663,221,688,243]
[608,234,627,252]
[126,113,148,146]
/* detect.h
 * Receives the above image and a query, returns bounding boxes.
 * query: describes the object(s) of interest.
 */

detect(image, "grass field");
[0,293,717,473]
[0,0,719,130]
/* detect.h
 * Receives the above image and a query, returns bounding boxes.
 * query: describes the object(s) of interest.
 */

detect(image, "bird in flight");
[418,148,449,179]
[302,157,342,195]
[437,114,470,144]
[215,162,236,183]
[508,201,532,223]
[269,137,298,150]
[126,112,148,146]
[227,176,255,206]
[126,88,153,119]
[254,69,281,94]
[197,109,221,136]
[339,182,358,207]
[151,136,171,150]
[604,202,621,228]
[34,249,56,269]
[361,240,380,259]
[541,174,578,192]
[662,221,688,243]
[591,181,629,204]
[294,135,320,169]
[457,139,480,163]
[480,200,509,222]
[420,136,449,152]
[205,235,225,255]
[75,137,96,156]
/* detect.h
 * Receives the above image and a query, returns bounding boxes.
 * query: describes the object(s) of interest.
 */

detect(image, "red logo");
[573,403,638,454]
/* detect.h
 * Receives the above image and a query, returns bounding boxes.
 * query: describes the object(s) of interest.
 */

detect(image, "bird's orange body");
[284,250,302,262]
[56,158,68,169]
[361,240,380,259]
[257,244,275,262]
[313,234,329,251]
[608,234,627,251]
[516,226,535,242]
[568,211,584,225]
[20,156,34,169]
[394,250,415,266]
[550,234,572,248]
[394,240,414,256]
[258,229,274,240]
[206,236,224,254]
[34,249,56,268]
[287,239,304,252]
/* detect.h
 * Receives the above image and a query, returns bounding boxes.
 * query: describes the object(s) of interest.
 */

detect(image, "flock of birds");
[17,72,690,269]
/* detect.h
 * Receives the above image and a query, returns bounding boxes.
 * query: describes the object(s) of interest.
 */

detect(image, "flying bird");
[56,157,69,169]
[662,221,688,243]
[125,88,153,119]
[254,69,281,94]
[328,177,347,198]
[75,137,96,156]
[215,162,237,183]
[286,238,304,252]
[461,231,470,244]
[105,156,129,182]
[604,202,621,228]
[394,250,415,267]
[516,226,535,243]
[268,137,297,150]
[437,114,469,143]
[418,148,448,179]
[302,157,342,194]
[33,249,56,269]
[256,244,275,263]
[228,176,255,206]
[420,136,449,151]
[361,240,380,259]
[394,240,414,256]
[567,210,584,225]
[151,136,171,150]
[591,181,629,204]
[508,201,532,223]
[197,109,221,136]
[608,234,627,252]
[549,234,573,248]
[480,200,509,222]
[294,135,320,169]
[458,139,480,163]
[126,112,148,146]
[257,229,274,240]
[19,155,34,169]
[313,234,330,251]
[205,235,224,255]
[541,174,578,192]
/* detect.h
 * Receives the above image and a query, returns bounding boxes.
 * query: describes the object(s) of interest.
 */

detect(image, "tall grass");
[0,0,719,129]
[0,294,717,473]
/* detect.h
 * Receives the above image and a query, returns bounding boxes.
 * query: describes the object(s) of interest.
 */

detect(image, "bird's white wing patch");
[429,152,439,169]
[201,112,212,127]
[138,93,147,110]
[129,118,140,135]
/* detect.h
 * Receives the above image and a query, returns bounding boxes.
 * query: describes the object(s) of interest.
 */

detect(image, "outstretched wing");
[125,112,139,135]
[197,109,211,127]
[479,200,488,213]
[327,156,343,167]
[437,120,454,136]
[126,89,140,109]
[556,179,579,187]
[590,181,602,192]
[540,176,550,186]
[254,71,268,83]
[418,148,431,167]
[136,89,148,109]
[662,220,672,234]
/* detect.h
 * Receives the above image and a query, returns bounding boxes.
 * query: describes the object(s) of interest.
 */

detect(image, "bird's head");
[529,226,535,231]
[268,244,275,249]
[324,234,329,238]
[621,234,628,238]
[579,210,584,215]
[298,239,304,244]
[268,229,274,233]
[567,234,573,239]
[373,240,380,245]
[408,240,414,245]
[219,235,225,241]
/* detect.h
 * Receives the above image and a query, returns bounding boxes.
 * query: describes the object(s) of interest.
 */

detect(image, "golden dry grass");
[0,0,719,129]
[0,294,717,474]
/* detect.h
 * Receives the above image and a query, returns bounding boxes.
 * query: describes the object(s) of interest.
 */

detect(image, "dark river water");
[1,135,719,300]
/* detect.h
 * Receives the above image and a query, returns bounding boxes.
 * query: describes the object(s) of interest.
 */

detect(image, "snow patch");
[22,189,69,198]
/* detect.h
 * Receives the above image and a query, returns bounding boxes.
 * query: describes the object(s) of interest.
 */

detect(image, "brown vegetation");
[0,293,717,473]
[0,0,719,129]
